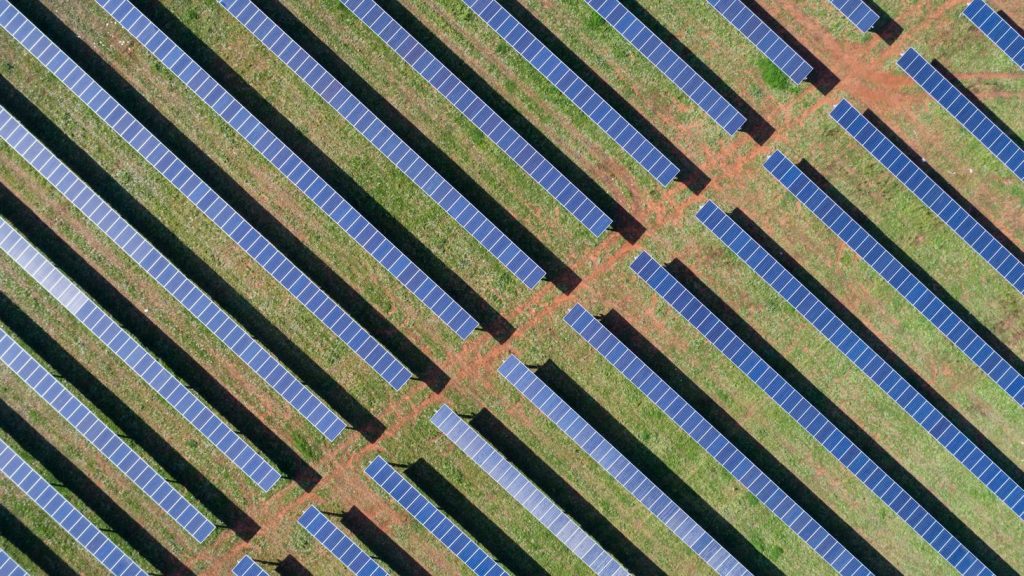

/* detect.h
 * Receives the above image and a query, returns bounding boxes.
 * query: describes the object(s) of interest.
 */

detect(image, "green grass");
[756,56,800,92]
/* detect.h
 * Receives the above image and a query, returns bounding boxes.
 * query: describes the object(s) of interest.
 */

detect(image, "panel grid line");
[298,506,389,576]
[705,0,813,83]
[964,0,1024,69]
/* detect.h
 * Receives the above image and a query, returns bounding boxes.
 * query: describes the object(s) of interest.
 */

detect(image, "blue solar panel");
[430,404,628,576]
[0,548,29,576]
[583,0,746,135]
[0,107,347,442]
[0,1,413,391]
[563,304,871,576]
[339,0,612,237]
[0,438,146,576]
[630,251,992,576]
[298,506,388,576]
[897,49,1024,183]
[830,99,1024,299]
[99,0,478,341]
[232,555,269,576]
[705,0,813,84]
[498,355,751,576]
[764,151,1024,424]
[365,456,509,576]
[964,0,1024,69]
[218,0,544,289]
[0,326,215,541]
[698,198,1024,521]
[828,0,879,33]
[457,0,680,186]
[0,218,280,491]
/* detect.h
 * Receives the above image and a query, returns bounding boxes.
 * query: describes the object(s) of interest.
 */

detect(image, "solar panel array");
[298,506,388,576]
[457,0,680,186]
[99,0,478,341]
[219,0,545,289]
[828,0,880,33]
[697,198,1024,520]
[630,251,992,576]
[582,0,746,135]
[232,555,270,576]
[0,437,146,576]
[497,355,751,576]
[0,326,216,541]
[832,99,1024,294]
[705,0,813,84]
[339,0,612,238]
[431,404,629,576]
[0,548,29,576]
[0,106,347,443]
[563,304,871,576]
[964,0,1024,69]
[0,217,280,491]
[0,1,414,390]
[897,48,1024,182]
[764,151,1024,419]
[365,456,509,576]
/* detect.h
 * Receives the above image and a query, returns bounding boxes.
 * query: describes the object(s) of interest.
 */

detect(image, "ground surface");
[0,0,1022,574]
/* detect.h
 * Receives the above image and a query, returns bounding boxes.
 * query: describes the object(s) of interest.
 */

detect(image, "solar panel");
[99,0,478,341]
[0,548,29,576]
[298,506,388,576]
[430,404,629,576]
[832,100,1024,298]
[630,251,992,576]
[764,151,1024,422]
[583,0,746,135]
[0,437,146,576]
[828,0,880,33]
[338,0,612,237]
[497,355,751,576]
[563,304,871,576]
[365,456,509,576]
[705,0,813,84]
[232,555,270,576]
[0,218,280,491]
[0,1,413,390]
[456,0,680,186]
[0,107,347,443]
[0,326,216,541]
[698,198,1024,520]
[218,0,545,289]
[964,0,1024,69]
[897,48,1024,182]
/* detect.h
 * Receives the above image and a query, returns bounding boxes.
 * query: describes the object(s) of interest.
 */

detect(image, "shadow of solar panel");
[0,327,216,541]
[218,0,544,289]
[897,49,1024,182]
[698,198,1024,521]
[232,555,270,576]
[828,0,879,33]
[457,0,680,186]
[338,0,612,237]
[764,150,1024,426]
[830,99,1024,298]
[0,438,147,576]
[964,0,1024,69]
[0,107,347,442]
[630,251,993,576]
[365,456,509,576]
[705,0,812,83]
[430,404,629,576]
[498,355,752,576]
[562,304,871,576]
[98,0,479,341]
[298,507,388,576]
[584,0,746,135]
[0,1,413,390]
[0,548,29,576]
[0,218,281,491]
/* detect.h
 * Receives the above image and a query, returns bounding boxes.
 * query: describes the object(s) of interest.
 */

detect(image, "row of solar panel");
[965,0,1024,69]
